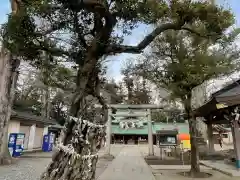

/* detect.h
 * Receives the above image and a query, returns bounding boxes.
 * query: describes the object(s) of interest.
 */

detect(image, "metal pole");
[147,109,154,156]
[106,108,112,155]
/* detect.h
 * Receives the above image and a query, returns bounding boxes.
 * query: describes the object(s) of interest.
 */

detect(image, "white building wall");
[27,124,36,150]
[19,125,30,149]
[34,127,44,148]
[43,126,48,135]
[7,120,20,136]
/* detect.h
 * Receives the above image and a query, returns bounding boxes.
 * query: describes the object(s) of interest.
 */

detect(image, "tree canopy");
[2,0,235,117]
[128,24,240,177]
[3,0,234,63]
[133,29,240,101]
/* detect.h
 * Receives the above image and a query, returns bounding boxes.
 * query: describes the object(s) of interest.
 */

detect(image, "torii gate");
[105,104,164,156]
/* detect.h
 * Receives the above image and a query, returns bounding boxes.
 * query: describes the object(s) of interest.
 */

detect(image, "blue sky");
[1,0,239,81]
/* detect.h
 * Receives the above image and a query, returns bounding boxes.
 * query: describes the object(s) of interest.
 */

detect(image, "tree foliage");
[121,62,152,104]
[130,27,240,176]
[3,1,234,64]
[2,0,235,116]
[13,62,75,124]
[152,109,184,123]
[134,28,240,100]
[103,80,124,104]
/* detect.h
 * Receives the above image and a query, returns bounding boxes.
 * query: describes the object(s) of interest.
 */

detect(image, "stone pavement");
[0,145,123,180]
[138,144,162,157]
[0,157,50,180]
[153,169,240,180]
[200,160,240,177]
[97,145,155,180]
[2,144,239,180]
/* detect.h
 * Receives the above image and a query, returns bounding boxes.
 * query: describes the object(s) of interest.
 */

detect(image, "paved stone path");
[0,145,123,180]
[2,144,238,180]
[97,145,155,180]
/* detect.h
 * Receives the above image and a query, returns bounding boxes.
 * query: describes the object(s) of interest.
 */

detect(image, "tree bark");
[41,87,50,120]
[183,93,200,176]
[0,0,21,165]
[0,51,20,164]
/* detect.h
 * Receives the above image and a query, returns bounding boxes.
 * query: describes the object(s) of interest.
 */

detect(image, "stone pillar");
[147,109,154,156]
[207,121,214,153]
[231,121,240,169]
[106,108,112,155]
[27,124,36,150]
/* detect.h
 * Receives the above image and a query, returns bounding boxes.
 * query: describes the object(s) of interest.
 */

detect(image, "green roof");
[111,123,189,135]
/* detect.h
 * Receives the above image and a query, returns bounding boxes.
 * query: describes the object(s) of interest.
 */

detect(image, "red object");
[178,134,190,140]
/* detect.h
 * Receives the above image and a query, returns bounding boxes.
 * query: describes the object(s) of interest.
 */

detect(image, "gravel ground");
[0,157,50,180]
[0,145,123,180]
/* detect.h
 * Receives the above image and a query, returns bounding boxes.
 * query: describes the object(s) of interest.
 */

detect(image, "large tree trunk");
[189,115,200,175]
[40,76,106,180]
[40,8,116,179]
[40,113,105,180]
[40,48,106,180]
[0,0,21,165]
[183,93,200,176]
[0,50,20,164]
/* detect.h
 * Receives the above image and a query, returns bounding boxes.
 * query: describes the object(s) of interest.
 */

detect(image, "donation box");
[42,133,54,152]
[8,133,25,157]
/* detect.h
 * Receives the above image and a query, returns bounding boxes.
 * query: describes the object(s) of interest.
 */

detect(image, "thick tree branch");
[106,23,222,54]
[62,0,108,16]
[40,46,71,57]
[106,22,184,54]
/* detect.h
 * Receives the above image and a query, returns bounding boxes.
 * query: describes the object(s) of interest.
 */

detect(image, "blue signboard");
[8,133,25,157]
[42,133,54,152]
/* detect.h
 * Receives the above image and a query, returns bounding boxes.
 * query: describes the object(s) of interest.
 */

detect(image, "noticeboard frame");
[157,129,178,147]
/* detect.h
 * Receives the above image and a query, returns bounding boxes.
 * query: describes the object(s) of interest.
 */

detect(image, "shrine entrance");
[105,104,164,156]
[112,134,153,145]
